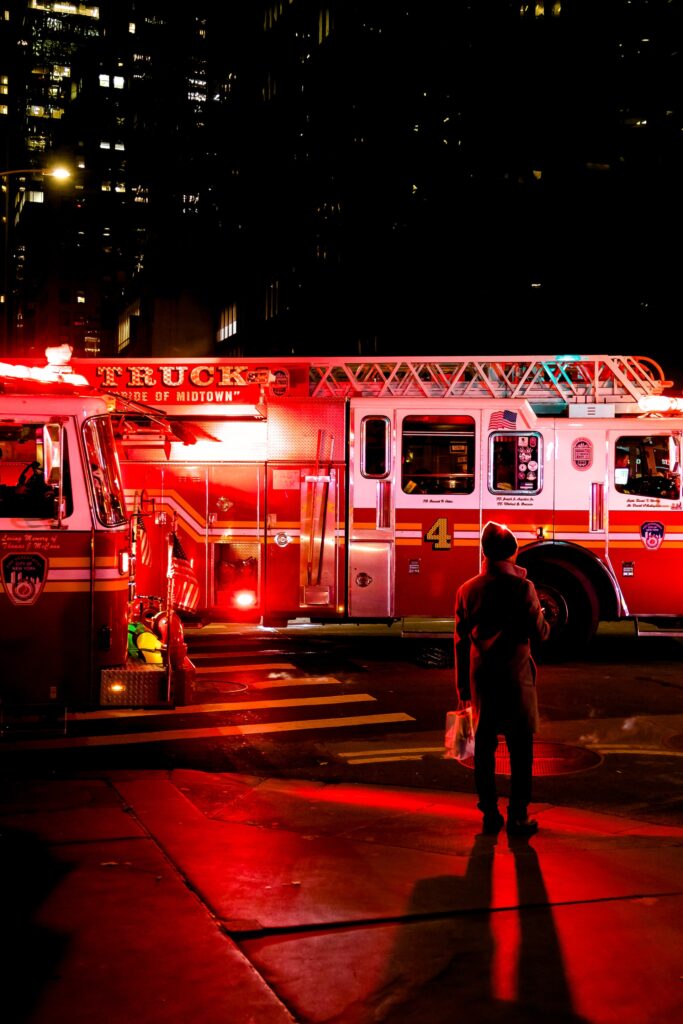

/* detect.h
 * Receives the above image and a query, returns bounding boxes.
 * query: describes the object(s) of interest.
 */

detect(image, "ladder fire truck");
[64,351,683,660]
[0,350,191,711]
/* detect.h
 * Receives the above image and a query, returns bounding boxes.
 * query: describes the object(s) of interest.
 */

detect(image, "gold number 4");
[424,517,452,550]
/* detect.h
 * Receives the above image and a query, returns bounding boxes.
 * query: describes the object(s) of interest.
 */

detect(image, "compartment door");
[265,458,344,623]
[208,463,263,619]
[606,428,682,615]
[348,404,394,617]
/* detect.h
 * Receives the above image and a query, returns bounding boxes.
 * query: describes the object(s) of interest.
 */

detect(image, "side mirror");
[43,423,62,486]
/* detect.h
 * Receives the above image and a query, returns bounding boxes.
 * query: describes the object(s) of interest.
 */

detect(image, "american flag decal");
[171,533,201,612]
[488,409,517,430]
[136,512,152,567]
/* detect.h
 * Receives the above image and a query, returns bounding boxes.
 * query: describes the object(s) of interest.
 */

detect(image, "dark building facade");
[1,2,682,381]
[0,0,235,357]
[218,1,683,377]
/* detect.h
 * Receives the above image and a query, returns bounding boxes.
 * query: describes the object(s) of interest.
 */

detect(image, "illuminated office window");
[218,303,237,341]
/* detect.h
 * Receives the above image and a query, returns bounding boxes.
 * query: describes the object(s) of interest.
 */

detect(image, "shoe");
[506,816,539,837]
[481,810,505,835]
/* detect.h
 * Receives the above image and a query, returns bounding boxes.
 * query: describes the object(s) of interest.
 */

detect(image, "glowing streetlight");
[0,164,72,185]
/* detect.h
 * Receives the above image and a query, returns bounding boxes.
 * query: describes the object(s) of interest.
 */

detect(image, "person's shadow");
[369,832,590,1023]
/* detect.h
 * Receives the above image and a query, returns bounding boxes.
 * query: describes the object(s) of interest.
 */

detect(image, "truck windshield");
[0,421,72,519]
[83,416,127,526]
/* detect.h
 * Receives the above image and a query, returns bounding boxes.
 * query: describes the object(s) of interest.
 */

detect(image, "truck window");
[401,415,475,495]
[0,421,72,519]
[615,435,680,500]
[83,416,127,526]
[361,416,390,478]
[489,432,543,494]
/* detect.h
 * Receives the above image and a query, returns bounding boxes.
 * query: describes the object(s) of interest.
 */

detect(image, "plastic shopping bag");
[444,704,475,761]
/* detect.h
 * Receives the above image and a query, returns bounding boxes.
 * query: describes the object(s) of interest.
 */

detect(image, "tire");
[527,560,600,660]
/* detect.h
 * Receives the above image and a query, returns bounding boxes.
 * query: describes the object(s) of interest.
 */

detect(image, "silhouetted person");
[15,461,54,516]
[454,521,550,837]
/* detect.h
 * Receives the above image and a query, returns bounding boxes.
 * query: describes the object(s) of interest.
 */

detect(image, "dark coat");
[454,558,550,734]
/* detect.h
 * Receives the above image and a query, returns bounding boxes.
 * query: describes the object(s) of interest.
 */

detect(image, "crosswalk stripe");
[339,745,444,765]
[194,662,298,674]
[246,676,341,690]
[189,650,290,660]
[2,712,415,750]
[68,692,375,720]
[340,745,444,764]
[347,754,427,764]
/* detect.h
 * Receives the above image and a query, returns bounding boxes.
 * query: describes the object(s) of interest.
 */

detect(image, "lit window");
[117,301,140,352]
[101,181,111,191]
[114,182,126,192]
[614,435,680,500]
[218,303,237,341]
[114,141,124,150]
[77,292,85,304]
[128,21,135,33]
[265,280,279,320]
[318,8,331,43]
[0,105,7,116]
[99,73,110,87]
[27,190,44,203]
[100,140,110,149]
[113,75,124,89]
[402,416,475,496]
[361,417,390,478]
[84,335,100,354]
[489,432,543,495]
[0,75,8,95]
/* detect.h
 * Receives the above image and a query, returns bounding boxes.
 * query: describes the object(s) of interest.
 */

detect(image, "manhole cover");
[460,740,601,777]
[663,733,683,752]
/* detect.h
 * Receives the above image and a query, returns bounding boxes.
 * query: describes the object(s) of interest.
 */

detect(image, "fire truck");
[60,351,683,659]
[0,349,190,711]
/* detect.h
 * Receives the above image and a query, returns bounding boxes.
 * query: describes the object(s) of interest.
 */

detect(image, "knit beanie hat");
[481,521,518,561]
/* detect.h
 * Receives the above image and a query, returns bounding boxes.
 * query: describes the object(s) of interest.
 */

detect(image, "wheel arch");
[517,540,622,621]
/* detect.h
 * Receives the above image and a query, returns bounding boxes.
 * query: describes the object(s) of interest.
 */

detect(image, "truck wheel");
[529,561,599,659]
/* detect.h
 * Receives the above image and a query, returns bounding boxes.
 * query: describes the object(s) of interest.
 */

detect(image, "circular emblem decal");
[571,437,593,471]
[1,553,47,606]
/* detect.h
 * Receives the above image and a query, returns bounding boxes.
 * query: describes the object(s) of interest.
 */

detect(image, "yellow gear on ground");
[135,629,164,665]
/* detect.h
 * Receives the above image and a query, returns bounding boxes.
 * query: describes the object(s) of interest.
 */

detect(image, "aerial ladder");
[304,353,672,407]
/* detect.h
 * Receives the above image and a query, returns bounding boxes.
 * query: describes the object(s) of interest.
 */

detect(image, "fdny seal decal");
[640,521,665,550]
[1,553,47,606]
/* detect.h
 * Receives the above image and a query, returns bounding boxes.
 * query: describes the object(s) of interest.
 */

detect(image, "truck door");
[0,412,130,708]
[124,461,265,621]
[208,463,263,619]
[349,400,482,620]
[265,446,344,625]
[607,427,682,615]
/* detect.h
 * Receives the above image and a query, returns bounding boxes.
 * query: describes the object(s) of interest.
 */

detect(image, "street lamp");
[1,164,72,354]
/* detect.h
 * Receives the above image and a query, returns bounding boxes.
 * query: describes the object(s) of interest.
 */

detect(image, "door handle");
[590,481,604,532]
[377,480,391,529]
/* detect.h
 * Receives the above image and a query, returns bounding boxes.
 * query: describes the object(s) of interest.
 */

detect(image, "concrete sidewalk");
[2,770,683,1024]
